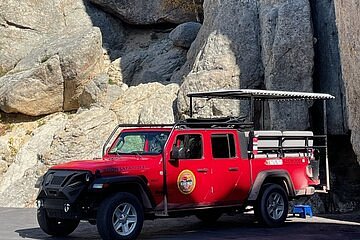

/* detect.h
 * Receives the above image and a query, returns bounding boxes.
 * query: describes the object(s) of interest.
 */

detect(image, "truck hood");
[50,155,161,175]
[51,159,116,174]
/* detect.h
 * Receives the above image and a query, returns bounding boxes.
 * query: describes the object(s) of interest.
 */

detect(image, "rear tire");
[97,192,144,240]
[254,184,288,227]
[196,210,222,223]
[37,208,79,236]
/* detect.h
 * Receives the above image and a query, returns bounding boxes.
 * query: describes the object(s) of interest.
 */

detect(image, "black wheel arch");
[90,175,156,210]
[248,170,295,201]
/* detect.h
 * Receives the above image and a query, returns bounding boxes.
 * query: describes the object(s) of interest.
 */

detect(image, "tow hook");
[64,203,71,213]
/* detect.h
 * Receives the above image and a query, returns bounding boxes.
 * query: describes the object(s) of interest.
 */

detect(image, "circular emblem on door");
[177,170,196,194]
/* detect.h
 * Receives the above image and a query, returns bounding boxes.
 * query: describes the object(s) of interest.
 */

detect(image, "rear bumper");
[295,186,315,196]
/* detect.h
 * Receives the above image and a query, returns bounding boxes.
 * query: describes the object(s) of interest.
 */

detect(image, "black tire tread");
[254,183,288,227]
[96,192,144,240]
[37,208,79,236]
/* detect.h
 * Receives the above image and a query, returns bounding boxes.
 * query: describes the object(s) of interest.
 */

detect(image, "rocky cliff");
[0,0,359,212]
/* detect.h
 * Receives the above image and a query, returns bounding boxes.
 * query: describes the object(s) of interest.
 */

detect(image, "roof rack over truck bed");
[187,89,335,100]
[187,89,334,192]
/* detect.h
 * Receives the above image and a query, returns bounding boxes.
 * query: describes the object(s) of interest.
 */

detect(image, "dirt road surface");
[1,208,359,240]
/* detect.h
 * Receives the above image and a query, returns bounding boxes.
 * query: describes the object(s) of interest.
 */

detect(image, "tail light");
[252,137,258,155]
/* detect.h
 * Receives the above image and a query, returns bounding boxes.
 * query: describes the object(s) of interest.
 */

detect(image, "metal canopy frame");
[187,89,334,192]
[187,89,335,101]
[187,89,335,123]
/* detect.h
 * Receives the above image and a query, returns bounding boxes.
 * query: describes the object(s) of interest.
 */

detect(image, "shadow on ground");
[15,214,360,240]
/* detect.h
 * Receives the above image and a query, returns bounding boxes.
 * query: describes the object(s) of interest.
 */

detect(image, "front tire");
[37,208,79,236]
[97,192,144,240]
[254,184,288,227]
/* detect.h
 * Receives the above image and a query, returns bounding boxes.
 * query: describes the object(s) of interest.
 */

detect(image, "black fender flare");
[248,170,295,201]
[90,176,155,209]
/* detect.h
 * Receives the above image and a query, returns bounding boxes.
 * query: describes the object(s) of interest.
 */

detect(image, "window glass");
[211,134,236,158]
[120,135,145,153]
[108,131,169,155]
[174,134,203,159]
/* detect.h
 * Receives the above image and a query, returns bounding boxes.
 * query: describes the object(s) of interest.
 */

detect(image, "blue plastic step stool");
[292,205,313,218]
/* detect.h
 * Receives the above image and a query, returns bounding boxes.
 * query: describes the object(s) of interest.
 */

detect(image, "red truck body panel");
[50,127,316,209]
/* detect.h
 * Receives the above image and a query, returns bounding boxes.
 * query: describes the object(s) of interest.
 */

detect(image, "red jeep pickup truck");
[35,89,334,240]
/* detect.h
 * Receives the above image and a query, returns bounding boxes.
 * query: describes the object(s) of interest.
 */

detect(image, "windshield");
[108,131,170,155]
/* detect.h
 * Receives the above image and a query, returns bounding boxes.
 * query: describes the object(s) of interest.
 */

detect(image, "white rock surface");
[111,83,179,124]
[0,113,68,194]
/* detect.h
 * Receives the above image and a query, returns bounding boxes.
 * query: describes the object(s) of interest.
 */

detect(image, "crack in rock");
[4,18,37,32]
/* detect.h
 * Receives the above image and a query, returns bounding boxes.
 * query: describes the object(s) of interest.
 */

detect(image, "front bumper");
[36,170,93,219]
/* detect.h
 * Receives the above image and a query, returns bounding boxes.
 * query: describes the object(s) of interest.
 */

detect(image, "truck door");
[210,131,251,204]
[165,132,212,209]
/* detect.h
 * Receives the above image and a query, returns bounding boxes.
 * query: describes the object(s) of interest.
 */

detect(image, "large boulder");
[177,0,314,129]
[0,113,68,199]
[0,0,125,75]
[0,56,64,116]
[169,22,202,48]
[112,30,187,86]
[0,108,119,207]
[334,0,360,164]
[0,28,104,115]
[89,0,203,25]
[259,0,314,130]
[44,108,118,165]
[176,0,264,118]
[111,82,179,124]
[0,0,126,116]
[79,73,109,108]
[0,0,62,74]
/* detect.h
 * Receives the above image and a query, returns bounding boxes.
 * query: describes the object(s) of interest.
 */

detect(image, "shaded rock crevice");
[333,0,360,165]
[309,0,347,135]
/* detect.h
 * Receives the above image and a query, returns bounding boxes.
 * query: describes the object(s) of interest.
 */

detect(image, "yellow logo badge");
[177,170,196,194]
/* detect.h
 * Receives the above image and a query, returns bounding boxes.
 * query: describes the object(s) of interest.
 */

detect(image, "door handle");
[228,167,239,172]
[197,168,208,173]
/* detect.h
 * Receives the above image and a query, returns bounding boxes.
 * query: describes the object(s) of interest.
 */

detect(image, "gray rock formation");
[177,0,314,127]
[177,0,263,118]
[334,0,360,165]
[89,0,203,25]
[114,30,187,86]
[0,0,125,75]
[0,113,68,199]
[111,82,179,124]
[0,28,104,115]
[79,73,109,108]
[44,108,118,166]
[0,0,126,116]
[259,0,314,130]
[0,55,64,116]
[0,108,119,207]
[169,22,202,48]
[310,0,347,135]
